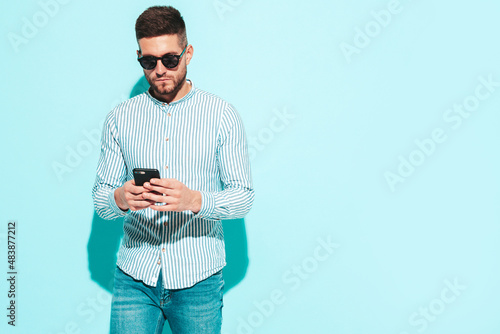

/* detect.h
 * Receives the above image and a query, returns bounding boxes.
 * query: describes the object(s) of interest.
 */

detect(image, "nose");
[154,59,167,76]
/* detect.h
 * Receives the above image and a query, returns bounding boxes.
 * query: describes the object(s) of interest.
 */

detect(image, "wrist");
[114,187,129,211]
[191,190,202,214]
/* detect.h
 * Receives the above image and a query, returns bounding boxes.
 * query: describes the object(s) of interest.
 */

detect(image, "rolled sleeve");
[92,110,128,220]
[193,190,216,218]
[107,191,129,217]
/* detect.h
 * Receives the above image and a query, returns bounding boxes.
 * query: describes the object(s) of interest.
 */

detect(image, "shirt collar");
[146,79,195,107]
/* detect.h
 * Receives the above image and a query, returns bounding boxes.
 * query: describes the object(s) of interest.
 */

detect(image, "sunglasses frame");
[137,45,188,70]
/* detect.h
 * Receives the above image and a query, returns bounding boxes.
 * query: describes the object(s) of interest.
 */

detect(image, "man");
[92,6,254,333]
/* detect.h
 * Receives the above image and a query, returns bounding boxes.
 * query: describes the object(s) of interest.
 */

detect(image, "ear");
[185,44,194,65]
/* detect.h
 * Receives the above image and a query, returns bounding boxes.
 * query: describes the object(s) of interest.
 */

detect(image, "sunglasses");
[137,46,187,70]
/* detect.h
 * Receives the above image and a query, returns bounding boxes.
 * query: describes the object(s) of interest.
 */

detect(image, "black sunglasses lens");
[161,55,179,69]
[138,57,157,70]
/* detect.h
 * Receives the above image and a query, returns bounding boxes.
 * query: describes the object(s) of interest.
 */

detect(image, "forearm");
[196,186,254,220]
[92,183,129,220]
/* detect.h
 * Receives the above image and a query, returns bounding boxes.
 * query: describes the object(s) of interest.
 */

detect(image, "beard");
[145,66,187,97]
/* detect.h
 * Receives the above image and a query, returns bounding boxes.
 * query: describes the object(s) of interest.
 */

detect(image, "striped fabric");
[92,80,254,289]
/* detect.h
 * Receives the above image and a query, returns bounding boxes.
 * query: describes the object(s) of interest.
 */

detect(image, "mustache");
[155,74,170,79]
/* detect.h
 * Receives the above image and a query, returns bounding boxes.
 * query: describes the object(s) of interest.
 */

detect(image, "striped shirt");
[91,80,254,289]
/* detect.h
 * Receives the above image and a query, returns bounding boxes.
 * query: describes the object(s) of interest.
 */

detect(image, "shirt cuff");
[193,190,215,219]
[107,190,129,217]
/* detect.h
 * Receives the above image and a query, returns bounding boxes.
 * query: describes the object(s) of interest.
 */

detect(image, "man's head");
[135,6,193,102]
[135,6,187,49]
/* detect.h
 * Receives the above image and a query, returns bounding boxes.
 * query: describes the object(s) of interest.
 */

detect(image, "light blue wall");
[2,0,500,333]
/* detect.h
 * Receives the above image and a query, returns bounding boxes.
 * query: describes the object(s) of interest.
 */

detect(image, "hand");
[114,180,155,211]
[142,178,202,213]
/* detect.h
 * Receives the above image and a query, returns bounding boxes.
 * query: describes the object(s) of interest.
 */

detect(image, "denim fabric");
[110,266,224,334]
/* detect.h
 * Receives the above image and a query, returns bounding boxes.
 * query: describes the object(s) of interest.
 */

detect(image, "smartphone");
[133,168,160,186]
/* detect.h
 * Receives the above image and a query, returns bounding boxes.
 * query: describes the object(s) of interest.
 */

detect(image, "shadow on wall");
[87,77,249,334]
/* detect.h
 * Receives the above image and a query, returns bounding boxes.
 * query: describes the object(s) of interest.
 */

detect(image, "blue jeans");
[110,266,224,334]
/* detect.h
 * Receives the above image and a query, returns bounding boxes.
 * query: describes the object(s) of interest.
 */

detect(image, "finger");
[143,184,176,196]
[147,190,164,196]
[142,192,177,203]
[126,184,149,195]
[127,179,144,192]
[149,178,178,189]
[125,193,150,202]
[129,197,155,204]
[149,203,177,212]
[129,199,155,211]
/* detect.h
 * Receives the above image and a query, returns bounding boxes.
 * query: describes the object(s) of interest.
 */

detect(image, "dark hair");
[135,6,187,47]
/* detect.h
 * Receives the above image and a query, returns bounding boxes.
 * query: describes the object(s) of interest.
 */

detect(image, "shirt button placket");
[163,104,171,174]
[158,103,170,266]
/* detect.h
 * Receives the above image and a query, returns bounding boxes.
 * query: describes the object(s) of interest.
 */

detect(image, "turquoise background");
[2,0,500,333]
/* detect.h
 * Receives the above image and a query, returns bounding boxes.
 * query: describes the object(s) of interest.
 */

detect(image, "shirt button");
[157,261,160,265]
[165,165,168,169]
[162,248,166,252]
[167,113,171,117]
[162,103,166,106]
[165,137,169,141]
[164,222,167,226]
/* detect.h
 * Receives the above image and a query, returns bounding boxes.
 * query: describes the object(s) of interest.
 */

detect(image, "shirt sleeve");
[91,110,129,220]
[193,104,255,220]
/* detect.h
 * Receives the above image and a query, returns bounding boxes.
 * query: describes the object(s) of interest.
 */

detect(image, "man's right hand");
[114,180,154,211]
